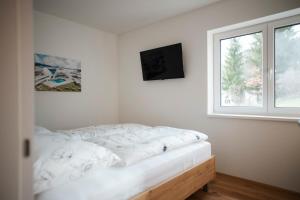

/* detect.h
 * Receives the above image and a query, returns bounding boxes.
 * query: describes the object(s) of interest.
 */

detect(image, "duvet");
[34,124,208,194]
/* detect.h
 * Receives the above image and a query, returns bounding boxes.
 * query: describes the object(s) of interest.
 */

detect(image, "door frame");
[0,0,34,199]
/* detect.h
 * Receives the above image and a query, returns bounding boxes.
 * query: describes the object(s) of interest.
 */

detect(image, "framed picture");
[34,53,81,92]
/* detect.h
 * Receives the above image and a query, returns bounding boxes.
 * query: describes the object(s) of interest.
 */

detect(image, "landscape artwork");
[34,53,81,92]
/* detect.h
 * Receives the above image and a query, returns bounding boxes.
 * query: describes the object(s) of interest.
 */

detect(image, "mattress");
[36,141,211,200]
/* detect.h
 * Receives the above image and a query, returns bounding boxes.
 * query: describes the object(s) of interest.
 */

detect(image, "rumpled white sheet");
[36,141,211,200]
[34,124,208,195]
[33,129,123,194]
[61,124,208,166]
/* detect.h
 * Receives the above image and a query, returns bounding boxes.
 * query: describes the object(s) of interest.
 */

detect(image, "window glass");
[275,23,300,108]
[220,32,263,107]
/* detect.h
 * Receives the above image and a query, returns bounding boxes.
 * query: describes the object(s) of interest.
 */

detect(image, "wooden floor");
[187,173,300,200]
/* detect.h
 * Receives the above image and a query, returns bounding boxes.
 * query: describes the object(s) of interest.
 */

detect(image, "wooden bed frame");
[132,155,216,200]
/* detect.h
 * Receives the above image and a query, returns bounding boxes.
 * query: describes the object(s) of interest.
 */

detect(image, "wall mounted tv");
[140,43,184,81]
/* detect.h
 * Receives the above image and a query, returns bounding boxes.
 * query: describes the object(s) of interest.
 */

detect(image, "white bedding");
[60,124,208,166]
[34,140,123,194]
[36,141,211,200]
[34,124,209,197]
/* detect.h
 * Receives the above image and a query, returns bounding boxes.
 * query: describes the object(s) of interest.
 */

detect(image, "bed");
[34,124,215,200]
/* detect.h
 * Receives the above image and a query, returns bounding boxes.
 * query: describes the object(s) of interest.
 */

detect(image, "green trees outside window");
[221,32,263,107]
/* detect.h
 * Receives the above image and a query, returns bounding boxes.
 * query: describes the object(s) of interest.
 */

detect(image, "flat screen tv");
[140,43,184,81]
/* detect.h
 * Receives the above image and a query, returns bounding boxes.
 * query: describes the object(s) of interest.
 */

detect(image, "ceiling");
[34,0,221,34]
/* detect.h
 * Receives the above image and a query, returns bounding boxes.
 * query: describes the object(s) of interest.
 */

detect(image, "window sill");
[207,112,299,122]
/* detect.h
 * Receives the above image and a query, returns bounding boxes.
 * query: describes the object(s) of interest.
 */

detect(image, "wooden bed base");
[132,155,216,200]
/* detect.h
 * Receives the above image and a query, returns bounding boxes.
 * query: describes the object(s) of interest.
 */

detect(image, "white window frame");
[207,8,300,121]
[213,24,268,115]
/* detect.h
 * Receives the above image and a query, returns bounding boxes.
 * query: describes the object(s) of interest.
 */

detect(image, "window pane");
[275,24,300,108]
[220,32,263,107]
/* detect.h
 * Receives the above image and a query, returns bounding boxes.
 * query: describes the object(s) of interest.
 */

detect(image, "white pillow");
[33,129,72,162]
[34,140,122,194]
[35,126,53,135]
[58,123,152,140]
[57,126,99,140]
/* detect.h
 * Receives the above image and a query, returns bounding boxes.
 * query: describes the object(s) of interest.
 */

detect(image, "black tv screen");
[140,43,184,81]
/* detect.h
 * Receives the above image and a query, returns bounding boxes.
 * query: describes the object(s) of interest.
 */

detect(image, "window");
[220,32,263,107]
[208,11,300,119]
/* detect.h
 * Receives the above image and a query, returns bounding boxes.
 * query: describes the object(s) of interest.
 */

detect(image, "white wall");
[34,11,119,130]
[119,0,300,192]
